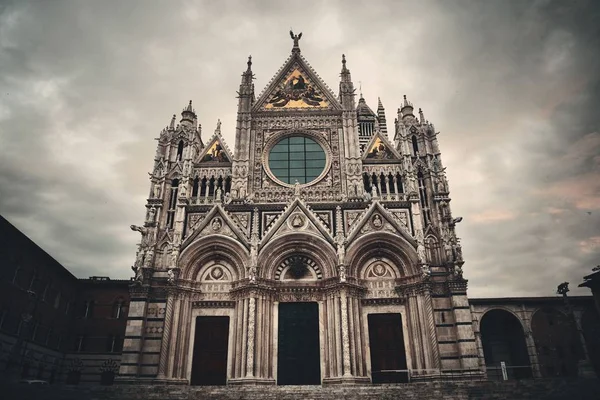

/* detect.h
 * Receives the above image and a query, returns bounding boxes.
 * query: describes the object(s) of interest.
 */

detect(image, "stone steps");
[2,379,599,400]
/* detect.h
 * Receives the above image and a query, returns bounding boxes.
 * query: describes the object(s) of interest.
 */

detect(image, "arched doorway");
[531,308,580,377]
[480,309,531,380]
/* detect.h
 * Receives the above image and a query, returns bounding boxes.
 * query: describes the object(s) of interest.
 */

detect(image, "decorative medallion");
[370,214,384,230]
[211,217,223,232]
[210,266,224,280]
[290,213,305,228]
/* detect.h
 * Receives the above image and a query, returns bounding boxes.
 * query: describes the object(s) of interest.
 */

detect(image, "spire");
[214,119,221,135]
[169,114,176,130]
[241,55,254,85]
[341,54,349,75]
[180,100,196,127]
[400,94,414,120]
[377,97,388,134]
[419,108,425,124]
[339,54,355,109]
[290,29,302,54]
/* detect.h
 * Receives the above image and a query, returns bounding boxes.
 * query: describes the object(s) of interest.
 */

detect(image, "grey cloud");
[0,0,598,296]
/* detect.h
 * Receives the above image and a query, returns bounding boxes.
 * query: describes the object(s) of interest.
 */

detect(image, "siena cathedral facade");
[119,33,479,386]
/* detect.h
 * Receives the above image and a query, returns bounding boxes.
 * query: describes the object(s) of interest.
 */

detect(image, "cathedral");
[118,32,481,386]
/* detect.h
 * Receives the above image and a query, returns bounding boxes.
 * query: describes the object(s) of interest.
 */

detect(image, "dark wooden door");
[368,313,408,383]
[277,302,321,385]
[191,316,229,385]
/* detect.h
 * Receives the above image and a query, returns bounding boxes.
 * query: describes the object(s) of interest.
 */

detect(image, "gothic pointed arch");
[346,230,418,278]
[178,234,248,281]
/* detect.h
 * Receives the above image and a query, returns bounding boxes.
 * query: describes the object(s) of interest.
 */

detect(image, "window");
[268,136,326,184]
[111,300,125,319]
[83,301,95,319]
[176,140,184,161]
[411,135,419,156]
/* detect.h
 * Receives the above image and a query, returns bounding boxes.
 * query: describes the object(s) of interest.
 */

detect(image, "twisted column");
[245,297,256,378]
[340,293,352,377]
[157,291,176,378]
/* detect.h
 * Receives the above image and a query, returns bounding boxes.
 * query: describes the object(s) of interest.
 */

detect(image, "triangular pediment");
[260,198,334,248]
[196,132,233,165]
[346,201,416,247]
[181,204,249,250]
[362,131,402,162]
[254,53,342,111]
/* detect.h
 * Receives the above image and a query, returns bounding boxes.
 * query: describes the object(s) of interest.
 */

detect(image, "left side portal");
[190,316,230,385]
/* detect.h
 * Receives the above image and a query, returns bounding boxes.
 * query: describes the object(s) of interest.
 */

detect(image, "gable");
[265,68,329,109]
[181,205,249,250]
[197,134,233,165]
[254,54,342,111]
[362,132,402,162]
[346,201,416,247]
[260,199,334,247]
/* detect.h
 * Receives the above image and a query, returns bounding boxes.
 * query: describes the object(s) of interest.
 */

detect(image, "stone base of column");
[228,378,276,385]
[115,376,189,385]
[322,376,371,385]
[151,377,189,385]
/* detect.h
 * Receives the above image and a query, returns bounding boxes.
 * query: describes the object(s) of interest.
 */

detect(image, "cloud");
[0,0,599,299]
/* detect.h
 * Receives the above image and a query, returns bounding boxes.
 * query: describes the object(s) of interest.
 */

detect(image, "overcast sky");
[1,0,598,297]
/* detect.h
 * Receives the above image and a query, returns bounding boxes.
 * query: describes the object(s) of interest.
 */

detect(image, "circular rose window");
[267,136,326,185]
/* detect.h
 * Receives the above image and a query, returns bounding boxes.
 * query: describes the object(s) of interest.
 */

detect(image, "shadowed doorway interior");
[277,302,321,385]
[190,316,229,385]
[368,313,408,383]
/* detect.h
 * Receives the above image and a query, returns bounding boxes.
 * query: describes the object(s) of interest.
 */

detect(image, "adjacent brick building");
[0,215,129,385]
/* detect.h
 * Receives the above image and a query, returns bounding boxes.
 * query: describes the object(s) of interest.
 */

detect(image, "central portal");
[277,302,321,385]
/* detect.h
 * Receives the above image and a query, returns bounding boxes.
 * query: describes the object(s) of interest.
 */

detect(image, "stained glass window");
[268,136,326,184]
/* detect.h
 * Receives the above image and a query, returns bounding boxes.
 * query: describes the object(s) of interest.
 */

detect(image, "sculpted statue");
[130,224,147,234]
[224,192,232,204]
[417,242,427,264]
[290,30,302,47]
[371,184,379,199]
[170,246,179,268]
[294,180,301,197]
[421,264,431,278]
[147,207,156,223]
[453,242,463,262]
[134,248,145,269]
[153,184,161,198]
[248,266,257,283]
[336,242,346,266]
[131,224,153,247]
[131,265,143,284]
[339,265,347,283]
[143,248,154,267]
[167,268,175,284]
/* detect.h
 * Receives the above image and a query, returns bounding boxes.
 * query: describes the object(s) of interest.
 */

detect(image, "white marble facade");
[118,35,480,385]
